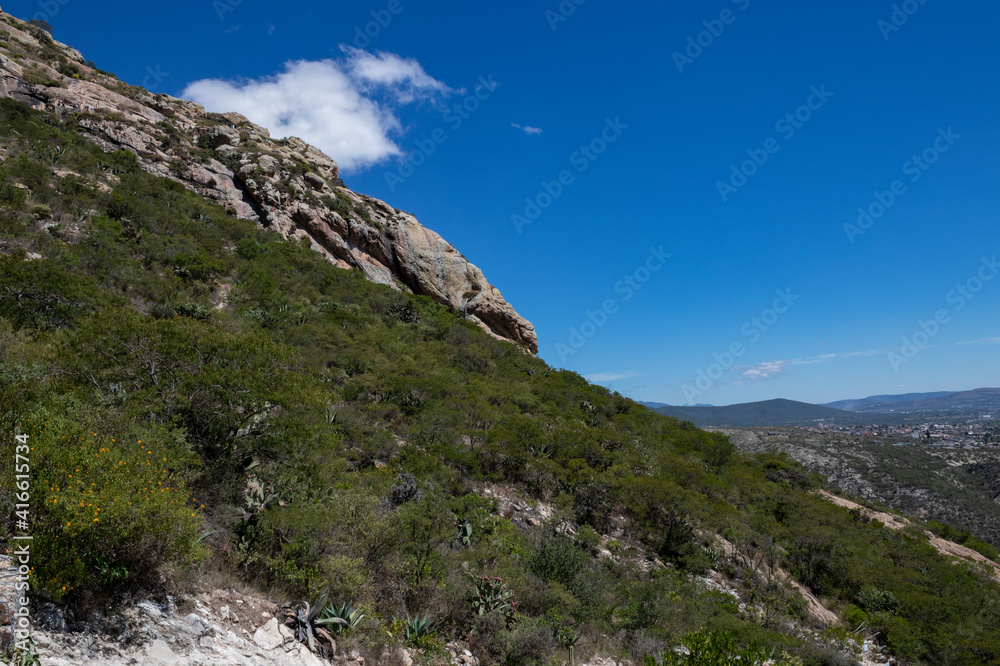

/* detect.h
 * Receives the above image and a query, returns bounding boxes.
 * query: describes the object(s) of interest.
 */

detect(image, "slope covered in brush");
[0,54,999,666]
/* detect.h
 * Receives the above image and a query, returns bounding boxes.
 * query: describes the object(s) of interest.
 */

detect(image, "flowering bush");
[25,414,204,603]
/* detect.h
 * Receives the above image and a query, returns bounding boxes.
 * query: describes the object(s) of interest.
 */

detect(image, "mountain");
[653,398,871,427]
[639,402,715,409]
[828,388,1000,414]
[0,18,536,353]
[2,12,1000,664]
[655,390,1000,427]
[824,391,956,411]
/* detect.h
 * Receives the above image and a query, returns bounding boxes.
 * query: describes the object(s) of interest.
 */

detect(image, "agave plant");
[318,600,365,636]
[287,590,344,656]
[404,613,438,645]
[555,626,582,666]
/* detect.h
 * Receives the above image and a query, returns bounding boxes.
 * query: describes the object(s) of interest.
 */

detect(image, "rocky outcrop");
[15,587,417,666]
[0,11,537,353]
[5,586,649,666]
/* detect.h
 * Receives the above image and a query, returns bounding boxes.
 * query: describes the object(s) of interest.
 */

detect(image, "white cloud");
[182,48,456,172]
[512,122,543,135]
[586,370,640,382]
[741,361,787,380]
[341,47,456,104]
[737,348,889,382]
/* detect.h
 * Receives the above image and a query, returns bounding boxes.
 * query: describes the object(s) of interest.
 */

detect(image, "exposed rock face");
[0,11,537,353]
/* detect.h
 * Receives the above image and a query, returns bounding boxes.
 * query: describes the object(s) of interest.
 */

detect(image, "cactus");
[469,574,519,628]
[455,517,473,547]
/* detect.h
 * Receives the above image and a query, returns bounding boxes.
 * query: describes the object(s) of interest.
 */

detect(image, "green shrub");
[530,531,588,587]
[175,302,212,321]
[842,604,867,630]
[470,612,553,666]
[0,183,27,209]
[856,587,900,615]
[25,413,203,604]
[646,629,770,665]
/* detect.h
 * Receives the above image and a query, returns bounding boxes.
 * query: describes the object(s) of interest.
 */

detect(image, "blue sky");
[8,0,1000,405]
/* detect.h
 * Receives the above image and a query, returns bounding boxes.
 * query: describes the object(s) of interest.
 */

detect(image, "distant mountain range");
[823,391,956,411]
[823,388,1000,414]
[639,401,713,409]
[653,399,866,427]
[648,388,1000,427]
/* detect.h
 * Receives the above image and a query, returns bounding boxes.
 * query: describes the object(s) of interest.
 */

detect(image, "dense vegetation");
[1,96,1000,665]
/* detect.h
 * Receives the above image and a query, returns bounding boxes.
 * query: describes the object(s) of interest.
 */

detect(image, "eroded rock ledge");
[0,12,537,353]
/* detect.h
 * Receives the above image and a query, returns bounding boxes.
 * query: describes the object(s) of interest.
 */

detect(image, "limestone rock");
[0,8,537,353]
[145,639,179,665]
[181,613,215,638]
[205,125,241,148]
[253,617,283,650]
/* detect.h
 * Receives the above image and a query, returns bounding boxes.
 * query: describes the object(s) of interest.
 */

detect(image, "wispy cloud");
[512,122,543,135]
[183,48,457,172]
[740,361,787,380]
[957,336,1000,346]
[738,349,888,381]
[586,370,640,382]
[842,348,890,357]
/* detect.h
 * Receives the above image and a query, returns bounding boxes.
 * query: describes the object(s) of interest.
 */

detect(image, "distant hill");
[839,388,1000,414]
[654,399,867,427]
[639,401,713,409]
[824,391,956,411]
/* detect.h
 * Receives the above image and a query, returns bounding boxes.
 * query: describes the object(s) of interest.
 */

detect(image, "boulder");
[145,639,179,665]
[204,126,241,148]
[253,617,284,651]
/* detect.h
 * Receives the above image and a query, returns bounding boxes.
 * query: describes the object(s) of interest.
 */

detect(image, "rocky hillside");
[4,11,1000,666]
[720,426,1000,551]
[0,11,537,353]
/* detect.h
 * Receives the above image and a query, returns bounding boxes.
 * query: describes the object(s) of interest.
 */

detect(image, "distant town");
[801,419,998,449]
